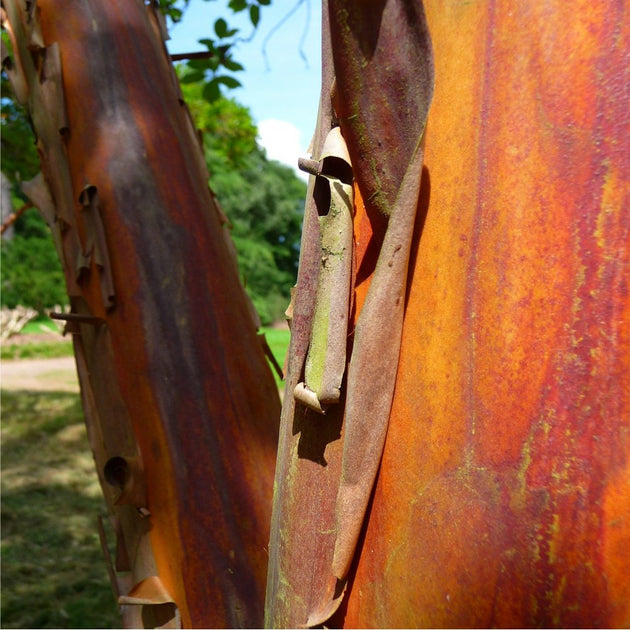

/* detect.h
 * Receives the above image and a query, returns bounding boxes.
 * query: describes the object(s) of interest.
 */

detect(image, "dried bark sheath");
[264,3,342,625]
[329,0,433,583]
[2,0,280,627]
[267,0,629,628]
[266,0,434,626]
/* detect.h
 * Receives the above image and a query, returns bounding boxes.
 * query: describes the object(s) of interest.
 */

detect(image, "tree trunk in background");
[2,1,280,627]
[266,1,629,627]
[1,172,15,239]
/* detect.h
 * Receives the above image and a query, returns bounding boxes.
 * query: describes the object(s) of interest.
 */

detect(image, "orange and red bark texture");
[267,1,629,627]
[341,2,629,627]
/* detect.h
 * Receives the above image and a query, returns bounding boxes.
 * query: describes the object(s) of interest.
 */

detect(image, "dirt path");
[0,356,79,392]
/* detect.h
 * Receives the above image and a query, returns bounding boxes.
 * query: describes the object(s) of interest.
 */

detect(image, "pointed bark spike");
[96,514,120,599]
[118,575,175,606]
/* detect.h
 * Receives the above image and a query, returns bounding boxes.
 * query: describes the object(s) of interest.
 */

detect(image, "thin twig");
[170,51,215,61]
[262,0,309,71]
[0,201,33,235]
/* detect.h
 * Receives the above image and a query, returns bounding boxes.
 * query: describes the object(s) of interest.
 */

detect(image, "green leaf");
[202,78,221,102]
[214,18,228,38]
[228,0,247,12]
[222,59,244,72]
[215,75,242,89]
[188,58,211,70]
[258,0,271,5]
[249,4,260,27]
[180,70,206,83]
[198,38,215,50]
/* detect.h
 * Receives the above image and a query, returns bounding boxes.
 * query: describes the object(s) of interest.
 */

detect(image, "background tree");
[179,71,305,322]
[0,211,67,311]
[2,0,281,625]
[1,61,67,313]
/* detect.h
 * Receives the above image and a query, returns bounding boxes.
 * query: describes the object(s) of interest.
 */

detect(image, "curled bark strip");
[330,0,434,219]
[21,173,54,225]
[104,455,148,508]
[118,575,175,606]
[327,0,434,582]
[78,185,116,310]
[1,6,29,104]
[295,126,354,413]
[34,42,69,137]
[333,140,427,579]
[264,3,344,626]
[4,0,82,297]
[265,1,434,626]
[312,0,435,583]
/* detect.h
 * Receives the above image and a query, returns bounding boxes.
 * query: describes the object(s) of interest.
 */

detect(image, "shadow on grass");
[1,389,121,629]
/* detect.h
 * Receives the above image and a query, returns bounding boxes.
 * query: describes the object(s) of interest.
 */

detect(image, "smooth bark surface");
[341,1,630,626]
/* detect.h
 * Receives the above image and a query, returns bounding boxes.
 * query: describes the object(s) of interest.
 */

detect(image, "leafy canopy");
[178,69,305,323]
[162,0,272,102]
[1,211,67,313]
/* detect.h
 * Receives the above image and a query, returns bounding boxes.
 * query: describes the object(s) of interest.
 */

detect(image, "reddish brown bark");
[3,0,279,626]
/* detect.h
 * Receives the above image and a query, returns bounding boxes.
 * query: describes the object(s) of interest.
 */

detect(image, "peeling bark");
[2,0,279,626]
[267,1,629,628]
[265,1,434,626]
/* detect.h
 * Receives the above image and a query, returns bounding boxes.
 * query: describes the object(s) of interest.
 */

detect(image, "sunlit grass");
[1,316,72,360]
[1,323,291,628]
[1,340,74,361]
[20,316,61,335]
[261,325,291,386]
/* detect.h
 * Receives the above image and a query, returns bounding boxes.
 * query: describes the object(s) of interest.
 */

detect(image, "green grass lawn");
[261,325,290,386]
[0,340,74,361]
[20,317,61,335]
[0,323,291,628]
[1,316,72,361]
[1,389,121,628]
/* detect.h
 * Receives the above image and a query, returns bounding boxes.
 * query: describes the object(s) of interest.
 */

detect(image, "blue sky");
[166,0,322,178]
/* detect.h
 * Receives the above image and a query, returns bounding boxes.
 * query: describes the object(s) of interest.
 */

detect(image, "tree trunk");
[2,1,280,627]
[266,1,630,627]
[1,172,15,239]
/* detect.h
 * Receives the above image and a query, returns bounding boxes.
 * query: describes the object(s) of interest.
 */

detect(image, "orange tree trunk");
[266,1,629,627]
[2,0,279,627]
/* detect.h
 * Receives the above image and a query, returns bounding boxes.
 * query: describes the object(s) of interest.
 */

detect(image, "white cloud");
[257,119,310,182]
